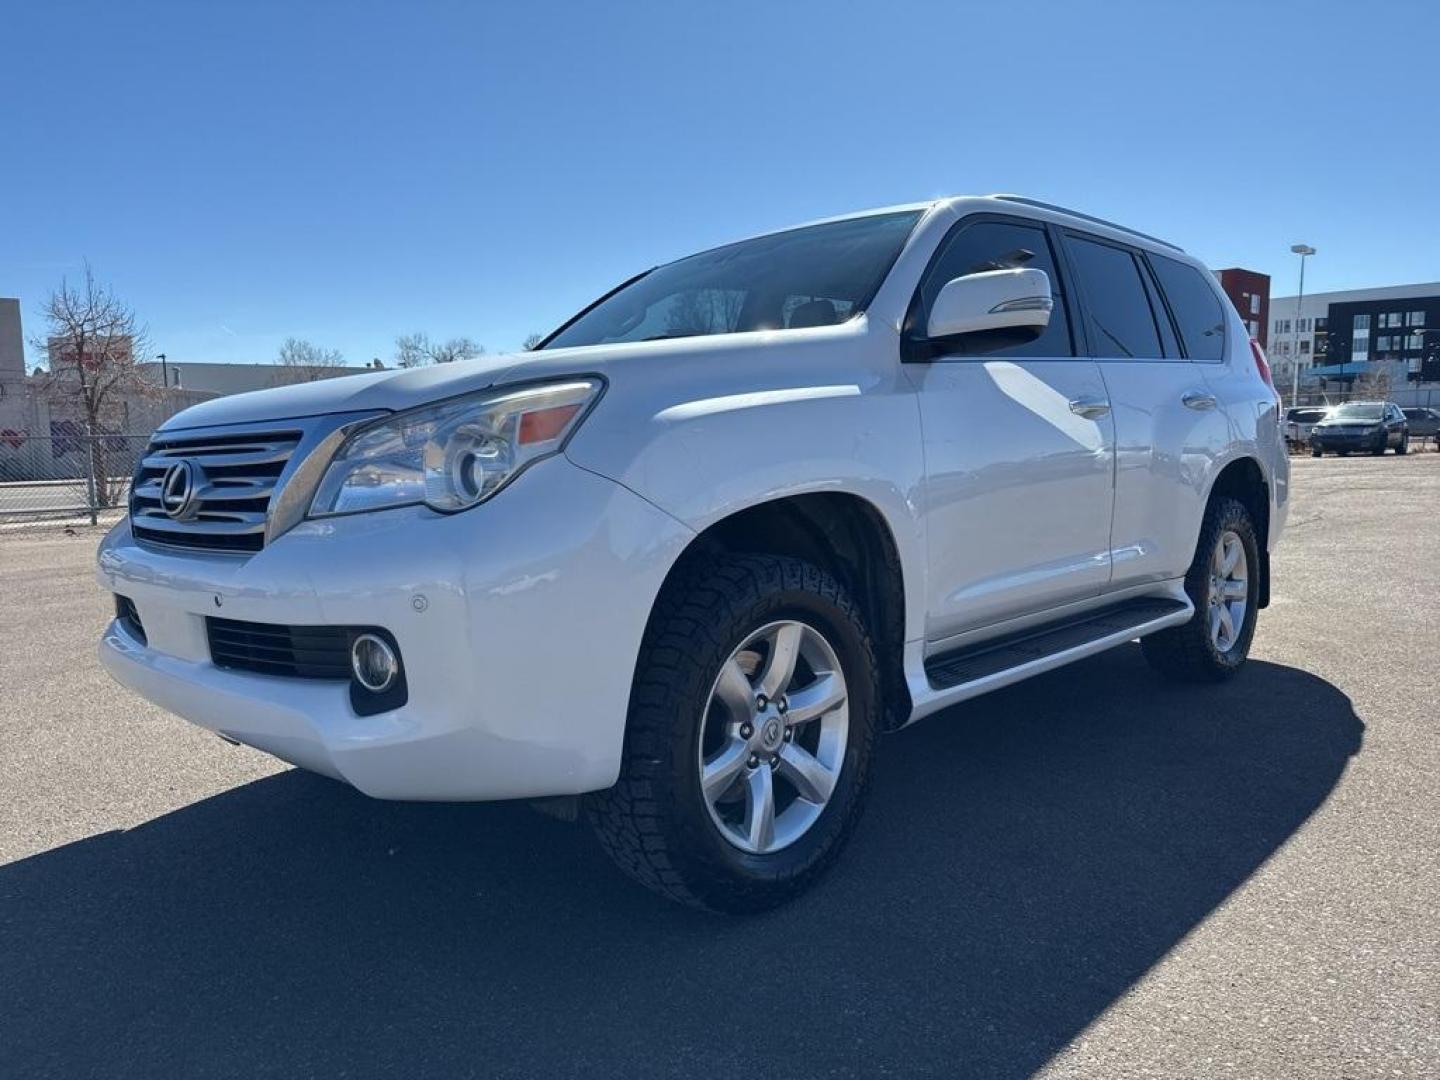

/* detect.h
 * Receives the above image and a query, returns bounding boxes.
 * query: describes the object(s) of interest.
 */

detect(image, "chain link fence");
[1284,385,1440,410]
[0,433,150,525]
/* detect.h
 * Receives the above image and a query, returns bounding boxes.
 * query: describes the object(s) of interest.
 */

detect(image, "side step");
[925,597,1191,691]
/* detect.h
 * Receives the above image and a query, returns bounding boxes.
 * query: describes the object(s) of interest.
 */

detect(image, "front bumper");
[96,455,693,800]
[1311,430,1384,452]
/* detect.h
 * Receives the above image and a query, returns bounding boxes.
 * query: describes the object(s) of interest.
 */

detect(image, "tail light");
[1249,337,1276,389]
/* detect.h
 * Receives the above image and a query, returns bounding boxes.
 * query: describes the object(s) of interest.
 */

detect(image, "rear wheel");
[1311,447,1323,458]
[587,553,878,913]
[1142,497,1260,683]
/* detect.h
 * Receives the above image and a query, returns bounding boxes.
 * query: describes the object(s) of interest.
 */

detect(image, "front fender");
[564,334,926,642]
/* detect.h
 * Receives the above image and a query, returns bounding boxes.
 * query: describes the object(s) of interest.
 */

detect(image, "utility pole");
[1289,244,1315,407]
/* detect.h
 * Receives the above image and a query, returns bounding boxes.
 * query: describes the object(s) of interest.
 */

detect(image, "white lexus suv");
[98,195,1289,912]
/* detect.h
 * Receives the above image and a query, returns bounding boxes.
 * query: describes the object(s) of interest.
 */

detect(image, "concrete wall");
[137,360,377,394]
[0,299,24,381]
[0,298,32,443]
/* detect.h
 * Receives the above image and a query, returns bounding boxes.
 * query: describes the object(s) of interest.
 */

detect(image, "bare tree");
[666,289,743,337]
[274,337,346,384]
[394,332,484,367]
[1353,368,1391,401]
[522,332,545,351]
[32,265,154,507]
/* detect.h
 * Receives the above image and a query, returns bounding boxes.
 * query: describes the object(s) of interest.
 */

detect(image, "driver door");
[905,216,1116,644]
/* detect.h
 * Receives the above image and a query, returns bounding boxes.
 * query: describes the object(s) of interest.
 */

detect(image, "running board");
[916,596,1192,713]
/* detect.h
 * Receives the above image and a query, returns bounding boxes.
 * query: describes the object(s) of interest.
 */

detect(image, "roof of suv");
[984,195,1184,252]
[783,194,1186,258]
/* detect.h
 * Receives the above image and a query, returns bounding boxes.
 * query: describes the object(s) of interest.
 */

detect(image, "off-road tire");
[1141,497,1261,683]
[586,554,878,913]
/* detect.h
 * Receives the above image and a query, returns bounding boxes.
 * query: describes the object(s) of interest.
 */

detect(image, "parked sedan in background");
[1402,407,1440,444]
[1310,401,1409,456]
[1284,406,1330,448]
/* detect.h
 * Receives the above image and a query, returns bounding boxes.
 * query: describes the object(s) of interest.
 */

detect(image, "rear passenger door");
[1061,233,1231,590]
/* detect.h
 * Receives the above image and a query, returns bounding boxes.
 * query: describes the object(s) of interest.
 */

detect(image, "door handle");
[1068,397,1111,419]
[1182,390,1218,411]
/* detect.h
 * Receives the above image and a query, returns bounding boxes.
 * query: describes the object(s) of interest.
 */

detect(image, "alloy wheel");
[697,620,849,855]
[1207,530,1248,653]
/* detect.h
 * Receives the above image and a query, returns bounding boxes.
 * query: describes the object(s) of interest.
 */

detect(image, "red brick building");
[1215,268,1270,347]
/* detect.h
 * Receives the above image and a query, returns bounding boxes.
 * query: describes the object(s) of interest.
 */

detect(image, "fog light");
[351,633,398,693]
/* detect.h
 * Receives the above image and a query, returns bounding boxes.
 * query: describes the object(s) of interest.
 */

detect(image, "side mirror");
[926,267,1053,342]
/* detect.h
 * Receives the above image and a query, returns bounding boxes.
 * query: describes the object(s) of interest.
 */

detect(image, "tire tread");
[1141,497,1260,684]
[587,553,877,912]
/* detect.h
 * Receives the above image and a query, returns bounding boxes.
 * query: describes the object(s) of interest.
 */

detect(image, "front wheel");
[1311,447,1323,458]
[1397,434,1409,455]
[588,554,878,913]
[1142,497,1261,683]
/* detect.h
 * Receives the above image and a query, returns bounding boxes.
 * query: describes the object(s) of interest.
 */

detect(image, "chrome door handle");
[1182,390,1217,411]
[1068,397,1111,419]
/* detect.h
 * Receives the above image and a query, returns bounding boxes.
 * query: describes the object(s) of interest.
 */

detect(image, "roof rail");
[990,195,1184,252]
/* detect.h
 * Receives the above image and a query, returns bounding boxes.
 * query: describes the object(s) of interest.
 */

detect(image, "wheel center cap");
[759,717,784,752]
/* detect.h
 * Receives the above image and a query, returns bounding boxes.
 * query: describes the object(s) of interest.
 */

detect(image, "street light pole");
[1417,328,1436,405]
[156,353,168,389]
[1289,244,1315,407]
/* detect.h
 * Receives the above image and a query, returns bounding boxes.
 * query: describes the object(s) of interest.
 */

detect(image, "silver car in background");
[1284,406,1329,448]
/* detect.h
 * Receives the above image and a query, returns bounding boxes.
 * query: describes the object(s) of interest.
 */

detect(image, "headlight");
[309,379,602,517]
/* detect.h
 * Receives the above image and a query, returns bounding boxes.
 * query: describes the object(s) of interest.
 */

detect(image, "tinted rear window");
[1065,236,1163,358]
[1149,253,1226,361]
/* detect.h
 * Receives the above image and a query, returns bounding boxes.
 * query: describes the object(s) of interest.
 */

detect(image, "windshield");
[1328,403,1384,420]
[540,210,923,350]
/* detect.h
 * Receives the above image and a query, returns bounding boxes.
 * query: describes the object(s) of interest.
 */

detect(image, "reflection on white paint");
[488,570,560,597]
[656,384,861,422]
[982,361,1104,451]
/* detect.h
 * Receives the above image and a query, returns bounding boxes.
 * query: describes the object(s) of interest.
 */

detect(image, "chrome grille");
[130,429,302,553]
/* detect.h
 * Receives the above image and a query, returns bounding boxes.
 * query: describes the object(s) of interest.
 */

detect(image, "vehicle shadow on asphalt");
[0,647,1362,1080]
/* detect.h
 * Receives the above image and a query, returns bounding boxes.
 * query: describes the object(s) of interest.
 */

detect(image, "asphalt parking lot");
[1,454,1436,1079]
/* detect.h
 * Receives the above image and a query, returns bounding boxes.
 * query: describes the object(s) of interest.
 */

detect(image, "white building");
[1267,281,1440,387]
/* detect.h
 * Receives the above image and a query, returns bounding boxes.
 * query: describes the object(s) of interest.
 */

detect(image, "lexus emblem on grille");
[160,459,200,520]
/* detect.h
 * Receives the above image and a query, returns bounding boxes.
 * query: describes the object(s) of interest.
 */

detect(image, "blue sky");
[3,0,1435,367]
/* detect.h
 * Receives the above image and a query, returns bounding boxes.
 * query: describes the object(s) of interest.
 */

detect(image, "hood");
[157,320,875,433]
[159,348,598,431]
[1314,414,1380,427]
